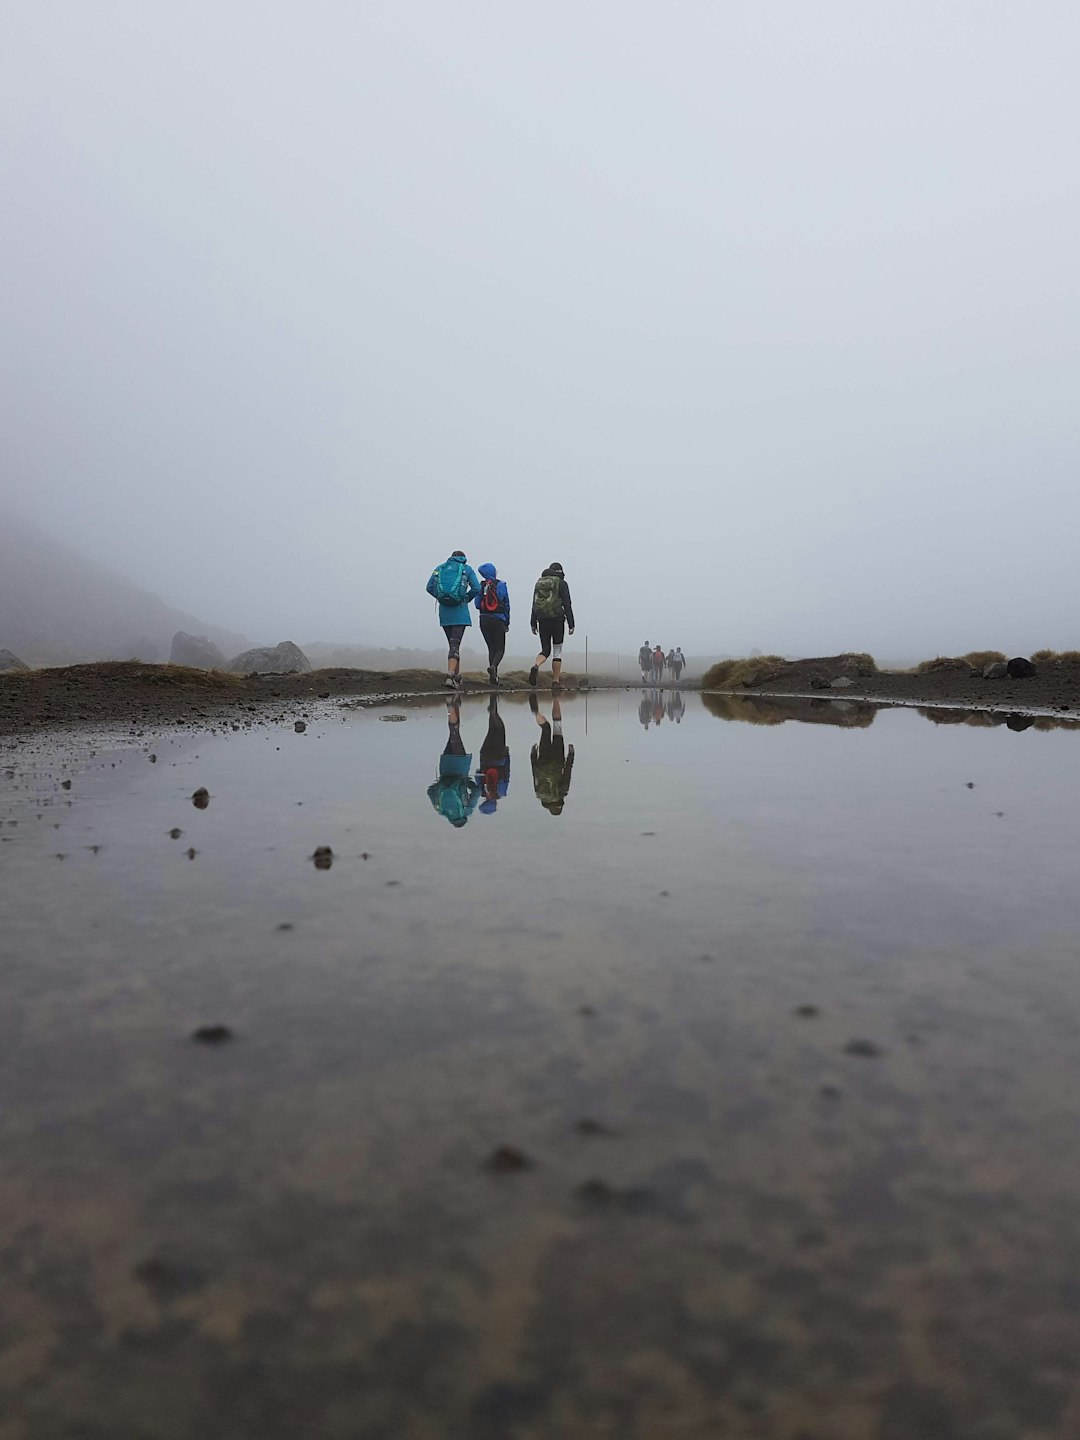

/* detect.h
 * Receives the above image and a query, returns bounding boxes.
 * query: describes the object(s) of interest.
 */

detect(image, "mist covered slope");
[0,507,247,666]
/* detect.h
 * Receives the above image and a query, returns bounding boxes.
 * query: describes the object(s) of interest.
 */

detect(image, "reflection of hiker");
[652,691,665,726]
[426,549,480,690]
[476,694,511,815]
[652,646,665,684]
[671,647,685,682]
[427,698,479,826]
[474,563,510,687]
[638,642,652,684]
[529,562,575,691]
[638,693,654,730]
[529,693,575,815]
[666,689,685,724]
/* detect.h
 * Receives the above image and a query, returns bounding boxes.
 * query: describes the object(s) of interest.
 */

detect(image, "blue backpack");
[431,558,469,605]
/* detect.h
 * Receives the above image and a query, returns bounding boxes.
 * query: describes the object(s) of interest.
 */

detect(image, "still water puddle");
[2,692,1079,1438]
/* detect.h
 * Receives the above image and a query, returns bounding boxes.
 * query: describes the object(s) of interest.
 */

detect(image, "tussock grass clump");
[702,656,786,689]
[914,656,976,675]
[835,652,878,673]
[1031,649,1080,664]
[960,650,1006,670]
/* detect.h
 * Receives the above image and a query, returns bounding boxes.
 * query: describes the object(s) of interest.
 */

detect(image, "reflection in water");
[475,694,511,815]
[703,692,878,727]
[426,698,479,826]
[666,689,686,724]
[638,689,671,730]
[918,705,1080,732]
[529,693,575,815]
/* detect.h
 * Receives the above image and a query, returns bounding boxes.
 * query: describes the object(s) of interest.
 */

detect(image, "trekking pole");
[585,634,589,686]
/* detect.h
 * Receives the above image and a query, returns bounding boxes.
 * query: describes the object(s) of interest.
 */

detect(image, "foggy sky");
[3,1,1078,661]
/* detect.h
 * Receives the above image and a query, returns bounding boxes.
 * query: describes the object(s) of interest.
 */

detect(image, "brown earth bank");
[0,662,599,736]
[705,653,1080,717]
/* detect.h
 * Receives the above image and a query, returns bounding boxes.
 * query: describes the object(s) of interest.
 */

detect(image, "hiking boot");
[487,665,497,686]
[528,665,538,688]
[444,675,457,690]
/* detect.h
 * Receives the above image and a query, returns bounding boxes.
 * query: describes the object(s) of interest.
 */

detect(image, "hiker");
[671,646,685,682]
[427,697,480,826]
[476,693,511,814]
[529,562,575,690]
[473,562,510,686]
[666,648,676,678]
[652,645,665,685]
[529,693,575,815]
[638,642,652,684]
[426,550,480,690]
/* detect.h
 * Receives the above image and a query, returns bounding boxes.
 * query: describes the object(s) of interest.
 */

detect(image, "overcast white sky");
[3,1,1078,659]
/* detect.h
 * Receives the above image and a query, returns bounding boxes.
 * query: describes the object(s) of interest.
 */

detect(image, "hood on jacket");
[478,563,497,580]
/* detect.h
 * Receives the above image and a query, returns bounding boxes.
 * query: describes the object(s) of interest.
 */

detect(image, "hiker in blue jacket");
[473,562,510,687]
[426,550,480,690]
[476,693,511,814]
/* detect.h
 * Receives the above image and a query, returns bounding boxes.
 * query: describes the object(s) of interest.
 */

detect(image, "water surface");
[2,691,1078,1439]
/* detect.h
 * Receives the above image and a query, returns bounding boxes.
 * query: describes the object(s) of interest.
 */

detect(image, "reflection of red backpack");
[482,766,500,800]
[480,578,501,613]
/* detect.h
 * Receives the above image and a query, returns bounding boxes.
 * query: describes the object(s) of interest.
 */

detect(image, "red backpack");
[480,578,501,613]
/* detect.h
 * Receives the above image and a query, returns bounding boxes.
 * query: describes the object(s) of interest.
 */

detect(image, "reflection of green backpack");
[532,574,563,618]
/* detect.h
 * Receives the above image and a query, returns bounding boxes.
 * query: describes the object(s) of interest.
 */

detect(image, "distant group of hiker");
[426,551,574,691]
[638,642,685,685]
[428,692,574,825]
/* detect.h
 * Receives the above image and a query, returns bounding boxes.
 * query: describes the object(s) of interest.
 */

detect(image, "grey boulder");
[229,641,312,676]
[0,649,30,673]
[983,662,1008,679]
[170,631,227,669]
[830,676,854,689]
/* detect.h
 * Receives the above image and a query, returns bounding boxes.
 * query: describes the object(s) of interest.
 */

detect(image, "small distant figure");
[530,693,575,814]
[638,642,652,684]
[427,697,480,826]
[652,645,665,685]
[476,694,511,814]
[529,562,575,691]
[426,549,480,690]
[474,563,510,687]
[670,646,685,683]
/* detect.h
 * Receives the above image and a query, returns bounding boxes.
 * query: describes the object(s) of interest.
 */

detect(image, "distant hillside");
[0,508,248,666]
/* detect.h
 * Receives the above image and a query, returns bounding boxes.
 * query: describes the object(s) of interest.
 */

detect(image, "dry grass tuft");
[960,651,1006,669]
[1031,649,1080,664]
[702,656,787,689]
[914,656,976,675]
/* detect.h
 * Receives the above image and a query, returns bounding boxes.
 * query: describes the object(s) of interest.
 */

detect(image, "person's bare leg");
[448,656,459,676]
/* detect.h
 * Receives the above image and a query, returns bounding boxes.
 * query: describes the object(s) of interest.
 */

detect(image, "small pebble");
[312,846,333,870]
[965,782,975,789]
[294,721,306,733]
[191,1024,233,1044]
[576,1118,616,1137]
[61,779,72,790]
[483,1144,532,1174]
[578,1005,597,1018]
[276,922,294,932]
[844,1038,882,1058]
[186,847,197,860]
[169,827,182,839]
[794,1004,820,1018]
[192,787,209,808]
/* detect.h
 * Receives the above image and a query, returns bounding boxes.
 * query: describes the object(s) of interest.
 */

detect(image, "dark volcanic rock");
[191,787,210,809]
[1006,656,1037,679]
[483,1144,532,1173]
[192,1024,233,1044]
[229,641,311,676]
[170,631,227,669]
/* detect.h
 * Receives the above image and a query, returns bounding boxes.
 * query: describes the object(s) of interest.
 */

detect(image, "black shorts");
[536,617,565,657]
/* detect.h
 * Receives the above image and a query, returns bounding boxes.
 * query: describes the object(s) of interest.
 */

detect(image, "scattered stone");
[380,714,408,723]
[294,720,306,733]
[191,1024,233,1043]
[794,1004,820,1018]
[641,831,656,836]
[819,1085,842,1100]
[276,922,294,932]
[312,845,333,870]
[318,692,330,699]
[578,1005,597,1017]
[192,787,209,808]
[983,662,1008,679]
[809,676,830,689]
[149,754,157,763]
[829,676,854,689]
[186,847,197,860]
[483,1144,532,1174]
[965,782,975,789]
[228,641,311,676]
[844,1038,882,1058]
[576,1118,616,1137]
[170,631,227,669]
[169,827,182,839]
[1006,656,1037,679]
[61,779,71,790]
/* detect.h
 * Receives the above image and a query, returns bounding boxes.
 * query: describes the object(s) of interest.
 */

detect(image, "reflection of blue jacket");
[427,555,480,627]
[427,753,479,827]
[473,562,510,627]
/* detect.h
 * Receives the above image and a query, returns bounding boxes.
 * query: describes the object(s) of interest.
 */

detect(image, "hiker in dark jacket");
[473,562,510,687]
[476,693,511,814]
[529,562,575,690]
[426,550,480,690]
[529,693,574,815]
[638,643,652,683]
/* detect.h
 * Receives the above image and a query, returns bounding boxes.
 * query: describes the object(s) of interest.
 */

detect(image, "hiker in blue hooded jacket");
[426,550,480,690]
[427,697,480,826]
[473,563,510,687]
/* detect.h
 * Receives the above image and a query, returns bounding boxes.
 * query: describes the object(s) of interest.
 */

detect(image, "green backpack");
[532,573,563,618]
